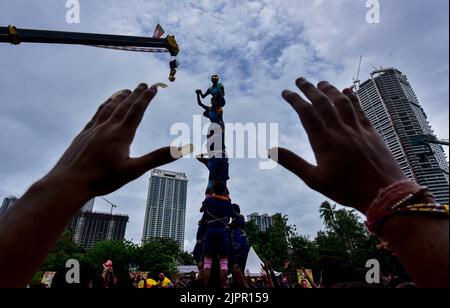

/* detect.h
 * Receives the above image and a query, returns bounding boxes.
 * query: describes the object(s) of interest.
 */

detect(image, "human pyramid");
[193,75,250,288]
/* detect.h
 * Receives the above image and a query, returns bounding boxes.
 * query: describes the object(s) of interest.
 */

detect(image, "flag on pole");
[152,24,165,38]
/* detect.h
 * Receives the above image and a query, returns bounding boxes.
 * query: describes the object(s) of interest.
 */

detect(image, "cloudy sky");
[0,0,448,252]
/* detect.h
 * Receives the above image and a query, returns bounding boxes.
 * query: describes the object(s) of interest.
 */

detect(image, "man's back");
[202,196,232,227]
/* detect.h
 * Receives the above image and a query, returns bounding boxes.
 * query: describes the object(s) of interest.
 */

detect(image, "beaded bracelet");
[365,180,427,215]
[365,180,448,235]
[366,203,449,235]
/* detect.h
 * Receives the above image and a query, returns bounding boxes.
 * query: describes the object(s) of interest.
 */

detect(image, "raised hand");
[0,82,193,287]
[233,265,249,288]
[48,83,189,199]
[269,77,406,213]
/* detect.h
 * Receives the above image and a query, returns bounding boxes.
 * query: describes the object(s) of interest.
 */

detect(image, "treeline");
[247,201,404,279]
[33,234,194,284]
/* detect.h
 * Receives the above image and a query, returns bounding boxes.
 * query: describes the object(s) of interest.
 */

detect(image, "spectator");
[317,256,365,288]
[157,273,173,288]
[146,273,157,289]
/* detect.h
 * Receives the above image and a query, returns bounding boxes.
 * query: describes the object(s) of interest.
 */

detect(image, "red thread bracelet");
[365,180,428,234]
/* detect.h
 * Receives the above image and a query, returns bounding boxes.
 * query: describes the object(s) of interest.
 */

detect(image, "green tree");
[40,230,85,271]
[85,240,138,278]
[137,238,180,278]
[315,230,349,260]
[319,201,336,229]
[246,220,267,259]
[178,251,196,265]
[290,235,319,269]
[332,209,367,260]
[316,206,369,263]
[247,215,297,271]
[315,202,405,275]
[265,214,291,270]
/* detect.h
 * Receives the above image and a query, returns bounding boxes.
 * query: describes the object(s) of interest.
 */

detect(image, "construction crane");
[410,134,449,147]
[410,134,449,166]
[0,24,179,81]
[428,137,450,146]
[101,197,117,215]
[352,56,363,89]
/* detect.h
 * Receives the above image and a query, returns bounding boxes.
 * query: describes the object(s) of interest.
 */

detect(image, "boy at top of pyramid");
[196,74,225,107]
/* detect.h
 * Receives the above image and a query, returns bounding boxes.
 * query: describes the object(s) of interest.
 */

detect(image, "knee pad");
[204,257,213,270]
[220,258,228,271]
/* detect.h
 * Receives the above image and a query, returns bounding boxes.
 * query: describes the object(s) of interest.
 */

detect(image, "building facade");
[357,68,449,204]
[0,195,18,216]
[247,212,278,232]
[67,211,128,249]
[80,198,95,212]
[142,169,188,251]
[0,196,18,216]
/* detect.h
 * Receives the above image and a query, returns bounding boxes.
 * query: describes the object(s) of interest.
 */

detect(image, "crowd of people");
[0,72,448,288]
[31,255,419,289]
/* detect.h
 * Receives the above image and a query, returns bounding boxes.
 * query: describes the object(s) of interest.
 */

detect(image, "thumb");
[127,145,193,178]
[268,147,318,189]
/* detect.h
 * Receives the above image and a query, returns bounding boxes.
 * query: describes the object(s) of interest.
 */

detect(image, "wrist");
[380,191,442,234]
[359,173,408,213]
[365,179,427,217]
[40,170,93,210]
[365,181,448,246]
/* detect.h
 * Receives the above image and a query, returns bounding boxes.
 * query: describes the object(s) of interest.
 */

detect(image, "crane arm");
[0,25,179,81]
[0,25,179,55]
[101,197,117,207]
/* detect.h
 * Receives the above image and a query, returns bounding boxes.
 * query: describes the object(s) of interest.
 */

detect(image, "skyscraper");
[80,198,95,212]
[0,195,18,216]
[247,212,279,232]
[357,68,449,204]
[142,169,188,251]
[67,211,128,249]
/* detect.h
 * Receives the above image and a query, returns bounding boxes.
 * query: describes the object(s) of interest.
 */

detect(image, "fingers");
[120,86,158,135]
[83,98,111,131]
[126,145,192,180]
[268,147,319,189]
[317,81,358,127]
[281,90,327,139]
[110,83,149,122]
[127,147,175,179]
[295,78,340,126]
[96,90,132,125]
[171,144,195,159]
[342,88,373,129]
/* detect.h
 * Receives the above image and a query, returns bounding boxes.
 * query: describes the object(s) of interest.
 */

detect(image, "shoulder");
[203,197,211,202]
[223,199,232,206]
[211,196,230,204]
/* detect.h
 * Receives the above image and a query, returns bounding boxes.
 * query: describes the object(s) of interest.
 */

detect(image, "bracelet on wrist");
[365,180,449,235]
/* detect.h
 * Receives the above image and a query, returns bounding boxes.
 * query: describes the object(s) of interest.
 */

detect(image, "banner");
[41,271,56,288]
